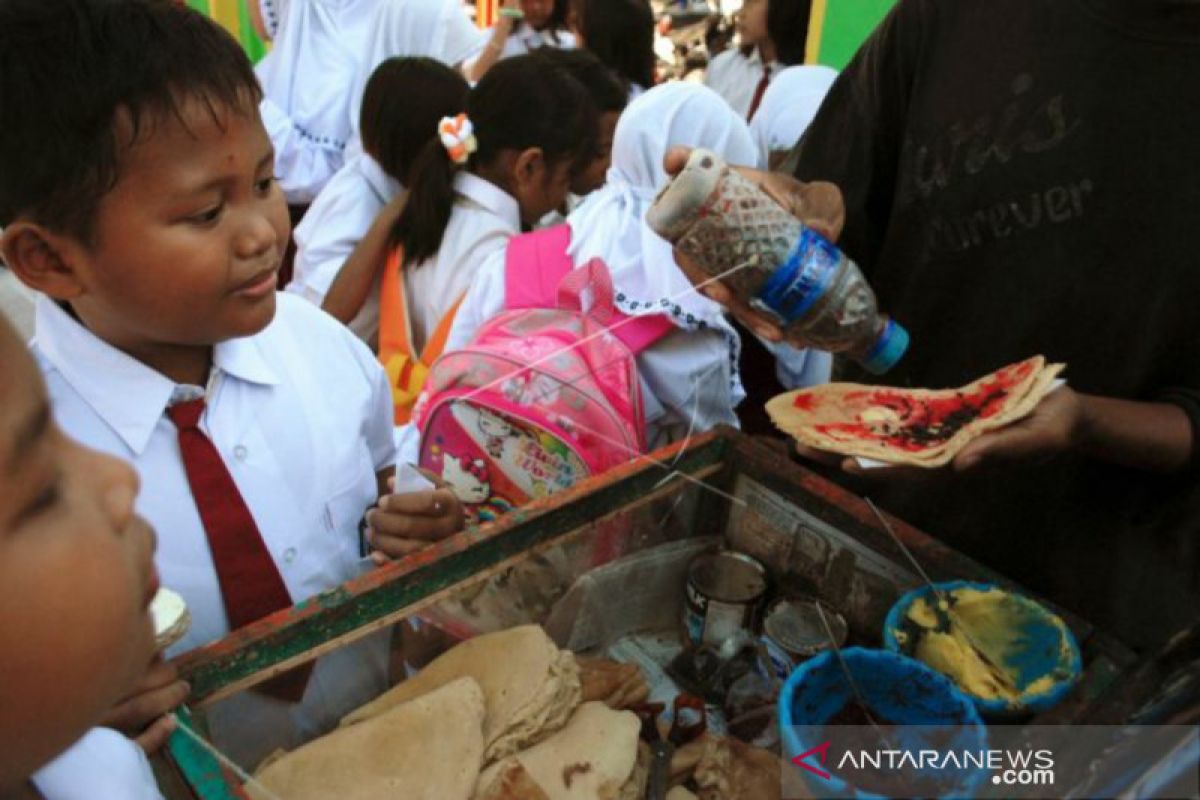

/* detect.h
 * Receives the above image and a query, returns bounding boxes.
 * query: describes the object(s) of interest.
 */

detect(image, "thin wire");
[171,712,284,800]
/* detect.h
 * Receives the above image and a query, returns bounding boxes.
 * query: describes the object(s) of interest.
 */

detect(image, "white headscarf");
[748,65,838,169]
[346,0,484,148]
[566,82,760,327]
[256,0,380,151]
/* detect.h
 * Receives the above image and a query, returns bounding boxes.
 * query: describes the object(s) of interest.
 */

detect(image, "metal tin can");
[684,551,768,646]
[760,598,848,680]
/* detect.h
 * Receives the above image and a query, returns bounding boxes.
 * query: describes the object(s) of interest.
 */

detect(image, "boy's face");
[0,319,158,788]
[9,95,289,362]
[737,0,769,47]
[571,110,621,196]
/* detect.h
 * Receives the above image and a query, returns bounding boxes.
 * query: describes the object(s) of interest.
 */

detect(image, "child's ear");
[0,222,87,300]
[511,147,546,192]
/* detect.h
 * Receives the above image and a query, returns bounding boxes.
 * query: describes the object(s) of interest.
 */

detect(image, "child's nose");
[235,211,280,260]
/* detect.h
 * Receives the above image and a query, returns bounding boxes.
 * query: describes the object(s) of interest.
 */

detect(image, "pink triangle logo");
[791,741,832,780]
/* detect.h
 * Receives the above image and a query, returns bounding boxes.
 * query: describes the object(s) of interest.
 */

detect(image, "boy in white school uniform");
[0,0,463,771]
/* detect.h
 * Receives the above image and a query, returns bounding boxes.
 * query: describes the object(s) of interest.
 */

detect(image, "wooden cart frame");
[156,428,1137,798]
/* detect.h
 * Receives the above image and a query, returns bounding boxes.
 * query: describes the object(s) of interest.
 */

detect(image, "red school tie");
[167,397,310,702]
[747,66,771,121]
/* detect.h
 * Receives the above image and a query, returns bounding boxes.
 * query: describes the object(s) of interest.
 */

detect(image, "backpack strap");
[378,245,464,424]
[503,224,675,356]
[504,224,575,311]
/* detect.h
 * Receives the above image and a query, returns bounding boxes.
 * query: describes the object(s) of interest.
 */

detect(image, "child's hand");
[98,655,189,754]
[365,475,465,559]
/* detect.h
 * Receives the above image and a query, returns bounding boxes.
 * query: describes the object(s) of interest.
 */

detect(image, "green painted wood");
[174,435,729,702]
[167,708,247,799]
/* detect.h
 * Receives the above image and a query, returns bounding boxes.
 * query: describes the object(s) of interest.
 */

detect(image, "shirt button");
[283,548,297,564]
[233,445,249,461]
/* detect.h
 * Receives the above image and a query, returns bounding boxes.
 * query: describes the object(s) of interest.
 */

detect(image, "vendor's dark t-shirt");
[792,0,1200,648]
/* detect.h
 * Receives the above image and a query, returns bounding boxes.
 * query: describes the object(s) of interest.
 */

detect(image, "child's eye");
[17,478,61,524]
[188,204,224,225]
[255,176,278,195]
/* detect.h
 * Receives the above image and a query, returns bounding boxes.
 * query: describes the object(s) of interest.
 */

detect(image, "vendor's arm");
[322,192,406,324]
[954,389,1194,474]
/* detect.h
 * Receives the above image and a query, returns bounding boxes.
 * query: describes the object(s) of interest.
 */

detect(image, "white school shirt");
[704,46,782,119]
[445,232,743,454]
[287,152,402,346]
[495,24,576,58]
[393,171,522,463]
[32,293,396,768]
[32,727,162,800]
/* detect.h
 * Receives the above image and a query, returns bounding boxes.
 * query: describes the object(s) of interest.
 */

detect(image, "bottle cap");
[861,318,908,374]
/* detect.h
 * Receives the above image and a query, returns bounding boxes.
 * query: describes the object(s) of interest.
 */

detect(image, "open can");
[760,597,848,680]
[684,550,768,646]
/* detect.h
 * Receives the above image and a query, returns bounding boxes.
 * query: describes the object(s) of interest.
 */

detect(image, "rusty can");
[760,598,848,679]
[683,550,768,646]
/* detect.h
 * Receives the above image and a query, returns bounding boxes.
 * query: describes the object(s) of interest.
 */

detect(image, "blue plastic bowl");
[779,647,987,799]
[883,580,1083,717]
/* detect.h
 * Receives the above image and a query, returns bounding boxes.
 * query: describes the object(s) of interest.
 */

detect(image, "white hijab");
[346,0,484,148]
[566,82,760,327]
[748,65,838,169]
[256,0,381,149]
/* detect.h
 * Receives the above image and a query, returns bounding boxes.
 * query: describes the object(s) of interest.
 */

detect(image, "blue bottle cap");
[861,318,909,375]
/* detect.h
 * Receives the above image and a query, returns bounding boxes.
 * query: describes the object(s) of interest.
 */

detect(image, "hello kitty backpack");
[414,225,674,523]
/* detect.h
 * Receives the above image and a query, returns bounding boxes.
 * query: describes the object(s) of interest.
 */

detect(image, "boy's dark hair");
[515,0,569,38]
[767,0,813,65]
[0,0,260,241]
[360,57,470,186]
[530,47,628,114]
[392,55,596,266]
[571,0,655,91]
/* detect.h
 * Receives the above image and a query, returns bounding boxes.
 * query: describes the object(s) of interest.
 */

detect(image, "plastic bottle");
[647,149,907,374]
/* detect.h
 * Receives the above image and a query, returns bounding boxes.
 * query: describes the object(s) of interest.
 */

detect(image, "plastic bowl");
[883,580,1082,717]
[779,647,987,799]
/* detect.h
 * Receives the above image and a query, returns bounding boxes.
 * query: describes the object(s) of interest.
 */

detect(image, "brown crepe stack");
[474,702,649,800]
[341,625,582,764]
[669,734,787,800]
[767,355,1065,467]
[247,678,486,800]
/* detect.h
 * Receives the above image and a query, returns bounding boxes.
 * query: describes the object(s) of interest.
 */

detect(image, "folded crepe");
[767,356,1065,467]
[475,702,648,800]
[248,677,486,800]
[341,625,582,763]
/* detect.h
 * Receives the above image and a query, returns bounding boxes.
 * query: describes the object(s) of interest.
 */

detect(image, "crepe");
[248,677,485,800]
[577,657,650,710]
[341,625,582,763]
[692,735,784,800]
[474,702,645,800]
[767,356,1065,467]
[150,587,190,650]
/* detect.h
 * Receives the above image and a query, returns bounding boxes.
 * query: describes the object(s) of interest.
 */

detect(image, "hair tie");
[438,114,477,166]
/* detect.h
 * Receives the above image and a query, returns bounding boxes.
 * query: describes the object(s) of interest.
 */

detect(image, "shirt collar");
[358,153,404,204]
[746,46,782,73]
[34,295,280,455]
[454,171,522,230]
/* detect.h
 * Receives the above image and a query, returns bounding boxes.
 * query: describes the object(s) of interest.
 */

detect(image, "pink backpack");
[415,225,673,523]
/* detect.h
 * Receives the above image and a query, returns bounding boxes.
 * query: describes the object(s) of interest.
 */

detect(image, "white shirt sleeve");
[638,325,742,448]
[445,249,508,351]
[32,728,163,800]
[260,97,345,205]
[761,339,834,389]
[443,5,487,66]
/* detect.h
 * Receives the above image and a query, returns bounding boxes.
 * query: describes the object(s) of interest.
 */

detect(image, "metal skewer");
[815,600,894,750]
[171,711,284,800]
[864,497,1019,694]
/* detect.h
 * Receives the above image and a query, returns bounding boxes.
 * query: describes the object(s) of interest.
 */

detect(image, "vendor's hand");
[97,655,189,754]
[952,386,1082,471]
[366,474,464,560]
[790,387,1081,478]
[663,146,846,343]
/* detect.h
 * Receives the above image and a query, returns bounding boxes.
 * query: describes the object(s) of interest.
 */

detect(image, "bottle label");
[754,227,843,325]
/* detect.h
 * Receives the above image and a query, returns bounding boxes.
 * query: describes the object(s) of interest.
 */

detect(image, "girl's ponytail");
[391,135,459,266]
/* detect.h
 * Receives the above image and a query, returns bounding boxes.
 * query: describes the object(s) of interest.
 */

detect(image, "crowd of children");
[0,0,838,795]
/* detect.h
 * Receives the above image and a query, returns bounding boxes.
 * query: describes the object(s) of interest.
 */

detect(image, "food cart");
[152,427,1151,798]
